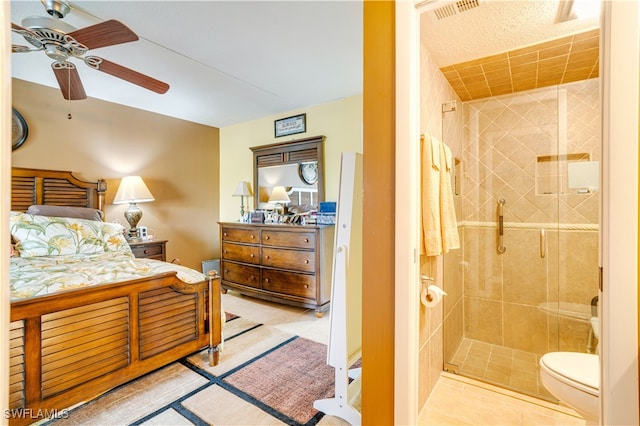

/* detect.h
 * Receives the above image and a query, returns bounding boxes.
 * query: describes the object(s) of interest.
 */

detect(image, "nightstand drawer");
[222,242,260,264]
[129,240,167,261]
[221,227,259,244]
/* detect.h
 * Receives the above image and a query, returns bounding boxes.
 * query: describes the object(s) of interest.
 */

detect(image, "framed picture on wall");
[274,113,306,138]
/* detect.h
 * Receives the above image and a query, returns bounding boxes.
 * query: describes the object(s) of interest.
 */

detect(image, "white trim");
[600,1,640,424]
[395,1,420,424]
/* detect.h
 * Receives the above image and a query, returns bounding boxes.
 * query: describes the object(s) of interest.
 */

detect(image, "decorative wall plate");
[12,108,28,151]
[299,162,318,185]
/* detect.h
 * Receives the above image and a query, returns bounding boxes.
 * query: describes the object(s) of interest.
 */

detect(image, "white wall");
[600,1,640,424]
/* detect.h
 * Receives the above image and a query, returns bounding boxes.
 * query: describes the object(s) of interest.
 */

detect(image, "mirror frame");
[250,135,325,211]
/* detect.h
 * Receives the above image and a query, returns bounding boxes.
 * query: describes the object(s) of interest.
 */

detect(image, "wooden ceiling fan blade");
[12,22,27,31]
[67,20,138,50]
[52,63,87,100]
[94,58,169,94]
[12,45,32,53]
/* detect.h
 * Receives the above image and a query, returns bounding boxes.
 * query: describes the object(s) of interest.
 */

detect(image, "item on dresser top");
[317,201,337,225]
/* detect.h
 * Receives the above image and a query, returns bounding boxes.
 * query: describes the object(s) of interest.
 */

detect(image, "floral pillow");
[10,212,132,258]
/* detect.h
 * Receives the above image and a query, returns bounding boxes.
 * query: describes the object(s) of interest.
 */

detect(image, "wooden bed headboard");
[11,167,107,214]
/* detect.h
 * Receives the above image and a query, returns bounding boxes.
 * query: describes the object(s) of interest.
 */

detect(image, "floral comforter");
[9,211,207,301]
[10,251,207,301]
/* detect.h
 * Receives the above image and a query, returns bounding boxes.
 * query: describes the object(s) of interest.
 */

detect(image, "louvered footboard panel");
[139,287,198,359]
[41,298,130,399]
[9,321,25,409]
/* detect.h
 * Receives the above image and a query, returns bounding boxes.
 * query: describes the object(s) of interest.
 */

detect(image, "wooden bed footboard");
[8,272,222,426]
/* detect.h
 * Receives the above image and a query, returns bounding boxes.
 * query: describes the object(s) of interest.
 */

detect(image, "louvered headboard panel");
[11,168,107,214]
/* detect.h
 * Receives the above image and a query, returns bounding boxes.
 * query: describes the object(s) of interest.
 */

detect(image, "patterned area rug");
[222,336,335,424]
[46,314,341,426]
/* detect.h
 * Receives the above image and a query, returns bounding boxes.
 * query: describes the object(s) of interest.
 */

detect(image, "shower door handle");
[540,228,546,259]
[497,198,506,254]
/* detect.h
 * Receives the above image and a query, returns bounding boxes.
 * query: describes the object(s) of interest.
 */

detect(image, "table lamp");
[113,176,155,241]
[233,181,253,220]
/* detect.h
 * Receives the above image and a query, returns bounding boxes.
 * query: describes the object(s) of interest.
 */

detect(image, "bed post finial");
[97,179,107,216]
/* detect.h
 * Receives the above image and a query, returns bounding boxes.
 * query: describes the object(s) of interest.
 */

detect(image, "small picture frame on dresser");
[250,211,265,223]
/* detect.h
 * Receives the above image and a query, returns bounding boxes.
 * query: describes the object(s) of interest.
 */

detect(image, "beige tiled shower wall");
[418,42,465,410]
[461,79,600,356]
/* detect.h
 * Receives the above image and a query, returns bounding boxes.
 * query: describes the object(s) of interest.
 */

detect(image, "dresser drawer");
[222,262,261,289]
[222,242,260,264]
[263,269,315,298]
[261,230,316,249]
[262,247,315,272]
[221,227,260,244]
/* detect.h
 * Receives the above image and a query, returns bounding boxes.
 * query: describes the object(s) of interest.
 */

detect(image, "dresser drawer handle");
[223,232,228,237]
[265,235,270,240]
[264,278,270,283]
[304,285,309,288]
[304,238,309,243]
[304,259,309,264]
[250,253,255,258]
[265,255,270,260]
[251,234,255,239]
[144,249,150,254]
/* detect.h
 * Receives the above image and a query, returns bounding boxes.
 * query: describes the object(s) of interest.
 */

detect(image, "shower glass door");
[442,80,600,401]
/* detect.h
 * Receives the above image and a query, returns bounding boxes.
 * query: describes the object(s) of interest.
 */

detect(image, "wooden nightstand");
[129,240,167,261]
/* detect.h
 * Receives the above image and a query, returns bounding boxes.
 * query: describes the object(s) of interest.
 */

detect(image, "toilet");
[539,351,599,424]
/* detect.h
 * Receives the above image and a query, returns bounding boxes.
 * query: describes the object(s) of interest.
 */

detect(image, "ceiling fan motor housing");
[42,0,70,19]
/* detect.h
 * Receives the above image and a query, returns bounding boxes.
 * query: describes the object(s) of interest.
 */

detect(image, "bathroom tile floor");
[419,372,587,425]
[449,337,557,401]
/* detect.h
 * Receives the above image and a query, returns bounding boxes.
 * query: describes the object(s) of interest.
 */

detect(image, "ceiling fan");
[11,0,170,100]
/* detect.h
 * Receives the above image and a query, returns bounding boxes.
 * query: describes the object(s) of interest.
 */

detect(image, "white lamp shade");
[233,181,253,197]
[268,186,290,203]
[113,176,155,204]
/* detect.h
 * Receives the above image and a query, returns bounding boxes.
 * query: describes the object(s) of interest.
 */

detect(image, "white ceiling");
[10,0,363,128]
[10,1,599,128]
[420,0,599,67]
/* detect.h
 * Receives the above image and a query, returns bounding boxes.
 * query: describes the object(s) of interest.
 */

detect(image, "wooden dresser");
[219,222,334,316]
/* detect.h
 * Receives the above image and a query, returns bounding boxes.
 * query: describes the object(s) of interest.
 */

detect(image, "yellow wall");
[218,95,363,223]
[11,78,220,271]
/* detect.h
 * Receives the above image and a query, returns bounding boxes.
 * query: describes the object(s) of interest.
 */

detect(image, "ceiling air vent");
[417,0,483,21]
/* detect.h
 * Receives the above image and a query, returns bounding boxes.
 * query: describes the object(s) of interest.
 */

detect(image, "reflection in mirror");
[257,162,319,209]
[251,135,325,213]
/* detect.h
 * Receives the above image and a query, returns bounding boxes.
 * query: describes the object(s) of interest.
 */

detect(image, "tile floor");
[448,338,557,402]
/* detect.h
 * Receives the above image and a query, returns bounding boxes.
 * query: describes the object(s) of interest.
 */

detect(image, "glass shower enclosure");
[442,79,600,401]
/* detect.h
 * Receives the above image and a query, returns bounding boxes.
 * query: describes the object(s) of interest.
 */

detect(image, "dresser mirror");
[251,135,325,211]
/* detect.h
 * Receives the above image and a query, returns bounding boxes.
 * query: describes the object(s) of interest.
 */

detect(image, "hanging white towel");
[439,141,460,253]
[420,134,460,256]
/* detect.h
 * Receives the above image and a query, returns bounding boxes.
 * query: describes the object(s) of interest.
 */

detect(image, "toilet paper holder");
[420,275,446,305]
[420,275,435,298]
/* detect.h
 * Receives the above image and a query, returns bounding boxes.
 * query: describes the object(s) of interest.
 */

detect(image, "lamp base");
[124,203,143,242]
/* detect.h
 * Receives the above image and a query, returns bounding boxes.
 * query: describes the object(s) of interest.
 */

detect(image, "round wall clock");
[299,162,318,185]
[12,108,28,151]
